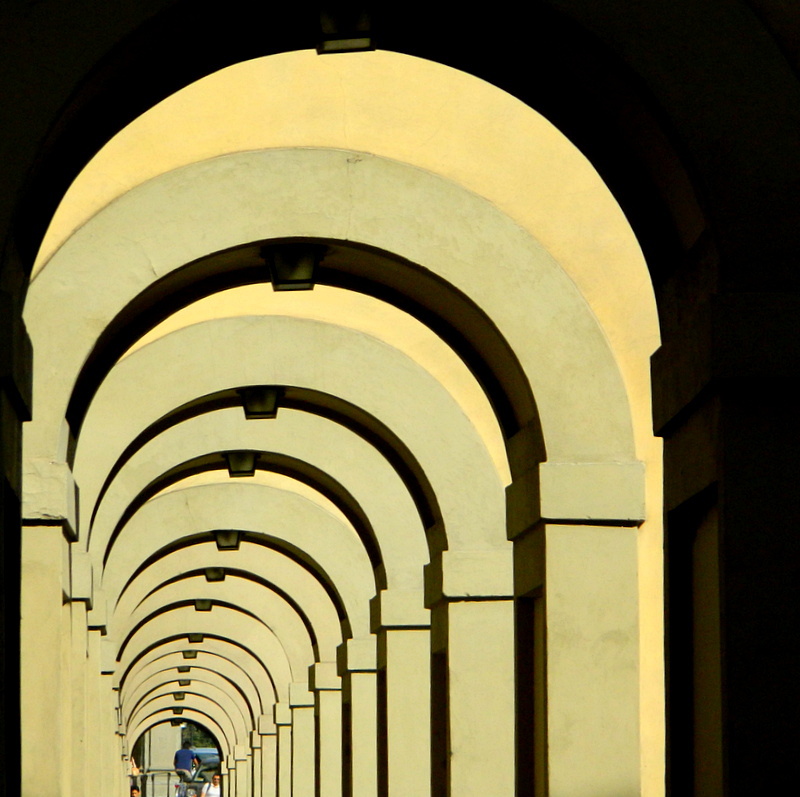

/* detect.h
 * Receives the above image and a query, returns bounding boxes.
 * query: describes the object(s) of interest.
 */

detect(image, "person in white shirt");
[201,773,221,796]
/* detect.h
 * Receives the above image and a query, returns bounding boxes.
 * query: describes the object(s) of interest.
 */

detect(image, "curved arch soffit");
[86,389,438,555]
[116,620,295,698]
[114,537,349,637]
[66,242,531,462]
[92,406,428,595]
[32,49,657,437]
[100,451,382,575]
[116,568,329,659]
[124,677,252,739]
[115,599,312,678]
[128,704,234,757]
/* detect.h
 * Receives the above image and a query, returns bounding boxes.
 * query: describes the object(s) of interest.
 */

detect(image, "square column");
[338,638,377,797]
[514,521,641,795]
[371,589,431,797]
[233,744,251,797]
[290,684,316,797]
[310,663,343,797]
[509,455,646,797]
[258,716,277,797]
[425,550,516,797]
[274,704,292,797]
[21,523,70,795]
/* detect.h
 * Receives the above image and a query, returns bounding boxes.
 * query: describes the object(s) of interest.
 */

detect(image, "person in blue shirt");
[174,742,199,782]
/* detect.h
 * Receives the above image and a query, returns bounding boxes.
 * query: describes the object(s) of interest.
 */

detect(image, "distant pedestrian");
[174,741,199,782]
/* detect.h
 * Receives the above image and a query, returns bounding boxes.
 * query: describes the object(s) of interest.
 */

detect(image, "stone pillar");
[424,550,516,797]
[233,745,250,797]
[509,457,645,797]
[337,638,377,797]
[250,730,263,797]
[69,601,89,797]
[274,703,292,797]
[258,715,278,797]
[370,589,430,797]
[69,551,93,797]
[226,758,238,797]
[21,459,77,796]
[85,629,104,796]
[310,663,342,797]
[290,685,316,797]
[21,524,70,795]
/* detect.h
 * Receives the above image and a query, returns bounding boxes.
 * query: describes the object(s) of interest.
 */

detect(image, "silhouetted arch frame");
[13,4,687,294]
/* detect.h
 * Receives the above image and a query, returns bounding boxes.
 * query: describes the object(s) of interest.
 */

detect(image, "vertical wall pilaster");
[274,703,292,797]
[338,638,377,797]
[509,459,645,797]
[258,715,277,797]
[425,550,516,797]
[21,524,69,795]
[311,663,342,797]
[290,684,316,797]
[371,589,430,797]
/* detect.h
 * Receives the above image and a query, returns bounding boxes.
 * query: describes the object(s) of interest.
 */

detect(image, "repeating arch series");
[20,50,660,797]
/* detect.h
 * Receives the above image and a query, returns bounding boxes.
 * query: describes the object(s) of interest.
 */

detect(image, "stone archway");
[21,50,660,797]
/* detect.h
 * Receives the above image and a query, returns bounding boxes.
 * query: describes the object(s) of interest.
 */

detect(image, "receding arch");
[112,543,342,662]
[26,148,640,471]
[88,386,441,541]
[100,450,382,573]
[64,239,536,448]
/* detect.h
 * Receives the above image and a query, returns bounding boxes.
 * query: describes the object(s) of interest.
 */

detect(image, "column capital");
[507,461,645,538]
[424,549,514,606]
[309,661,341,691]
[22,458,78,540]
[258,714,277,735]
[369,588,429,632]
[288,682,315,707]
[336,636,376,674]
[273,703,292,726]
